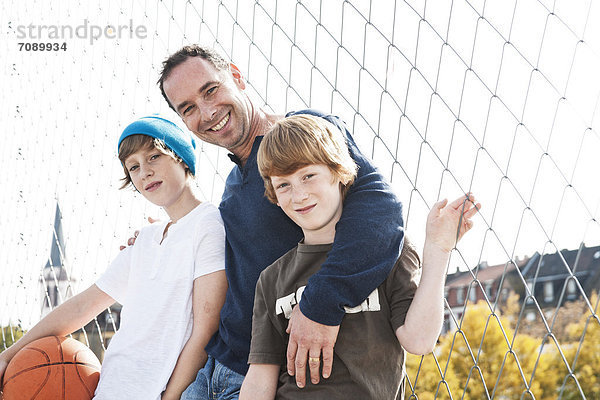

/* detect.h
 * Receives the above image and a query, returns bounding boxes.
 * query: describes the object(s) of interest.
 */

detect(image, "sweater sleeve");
[293,110,405,326]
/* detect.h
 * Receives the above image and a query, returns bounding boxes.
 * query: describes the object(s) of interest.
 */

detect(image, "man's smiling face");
[163,57,251,153]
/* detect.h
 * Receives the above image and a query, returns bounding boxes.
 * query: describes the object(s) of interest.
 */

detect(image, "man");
[158,45,405,399]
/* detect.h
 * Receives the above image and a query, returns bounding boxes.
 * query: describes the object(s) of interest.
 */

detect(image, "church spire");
[45,203,66,270]
[41,202,73,314]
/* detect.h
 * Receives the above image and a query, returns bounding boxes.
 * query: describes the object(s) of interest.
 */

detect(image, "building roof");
[446,261,520,288]
[446,258,529,289]
[521,244,600,279]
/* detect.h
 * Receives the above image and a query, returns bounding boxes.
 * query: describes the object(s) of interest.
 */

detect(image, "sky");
[1,0,599,328]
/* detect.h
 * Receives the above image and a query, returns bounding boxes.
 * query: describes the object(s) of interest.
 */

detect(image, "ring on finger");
[308,357,320,364]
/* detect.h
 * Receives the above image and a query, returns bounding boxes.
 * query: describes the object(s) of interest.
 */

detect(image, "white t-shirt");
[93,202,225,400]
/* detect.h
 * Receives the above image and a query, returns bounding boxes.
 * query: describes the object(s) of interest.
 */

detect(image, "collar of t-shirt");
[151,202,209,244]
[297,240,333,253]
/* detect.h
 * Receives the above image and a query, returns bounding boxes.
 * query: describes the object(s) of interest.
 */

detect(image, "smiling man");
[160,51,275,163]
[157,45,405,400]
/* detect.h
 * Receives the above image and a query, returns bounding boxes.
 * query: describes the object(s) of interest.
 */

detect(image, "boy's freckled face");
[271,164,344,243]
[124,147,188,209]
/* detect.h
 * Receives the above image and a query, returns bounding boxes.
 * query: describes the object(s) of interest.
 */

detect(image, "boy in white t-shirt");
[0,116,228,400]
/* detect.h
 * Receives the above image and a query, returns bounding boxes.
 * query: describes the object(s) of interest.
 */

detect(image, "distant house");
[442,244,600,334]
[443,257,529,333]
[505,244,600,323]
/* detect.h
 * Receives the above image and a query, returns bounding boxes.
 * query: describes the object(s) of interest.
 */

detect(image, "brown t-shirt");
[248,239,421,400]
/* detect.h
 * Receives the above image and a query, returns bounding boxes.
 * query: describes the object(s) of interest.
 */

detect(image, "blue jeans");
[181,356,245,400]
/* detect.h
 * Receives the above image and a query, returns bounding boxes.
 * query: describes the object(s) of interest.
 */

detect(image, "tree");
[406,348,461,400]
[547,292,600,400]
[0,325,25,353]
[406,298,556,399]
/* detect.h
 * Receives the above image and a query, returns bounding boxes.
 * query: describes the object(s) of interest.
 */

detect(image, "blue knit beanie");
[118,115,197,175]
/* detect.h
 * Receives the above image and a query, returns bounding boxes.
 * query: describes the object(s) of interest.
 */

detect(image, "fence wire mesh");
[1,0,599,398]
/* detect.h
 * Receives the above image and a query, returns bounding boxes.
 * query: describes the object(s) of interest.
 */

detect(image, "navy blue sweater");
[206,109,405,375]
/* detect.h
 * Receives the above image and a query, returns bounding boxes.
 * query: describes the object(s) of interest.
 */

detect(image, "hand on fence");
[426,193,481,253]
[119,216,160,250]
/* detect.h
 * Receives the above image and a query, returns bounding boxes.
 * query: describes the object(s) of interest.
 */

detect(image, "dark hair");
[158,45,230,111]
[118,134,191,190]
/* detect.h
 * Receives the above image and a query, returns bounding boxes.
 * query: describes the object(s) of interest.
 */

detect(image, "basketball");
[2,336,101,400]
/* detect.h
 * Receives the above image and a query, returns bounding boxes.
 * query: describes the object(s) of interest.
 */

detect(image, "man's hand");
[286,306,340,388]
[119,230,139,251]
[118,217,159,250]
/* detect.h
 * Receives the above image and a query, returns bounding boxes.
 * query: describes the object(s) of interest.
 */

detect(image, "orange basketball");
[2,336,101,400]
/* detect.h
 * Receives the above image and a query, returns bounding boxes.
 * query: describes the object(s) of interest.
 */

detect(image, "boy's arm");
[286,111,404,386]
[244,271,287,397]
[396,194,480,354]
[161,270,227,400]
[0,284,115,387]
[239,364,280,400]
